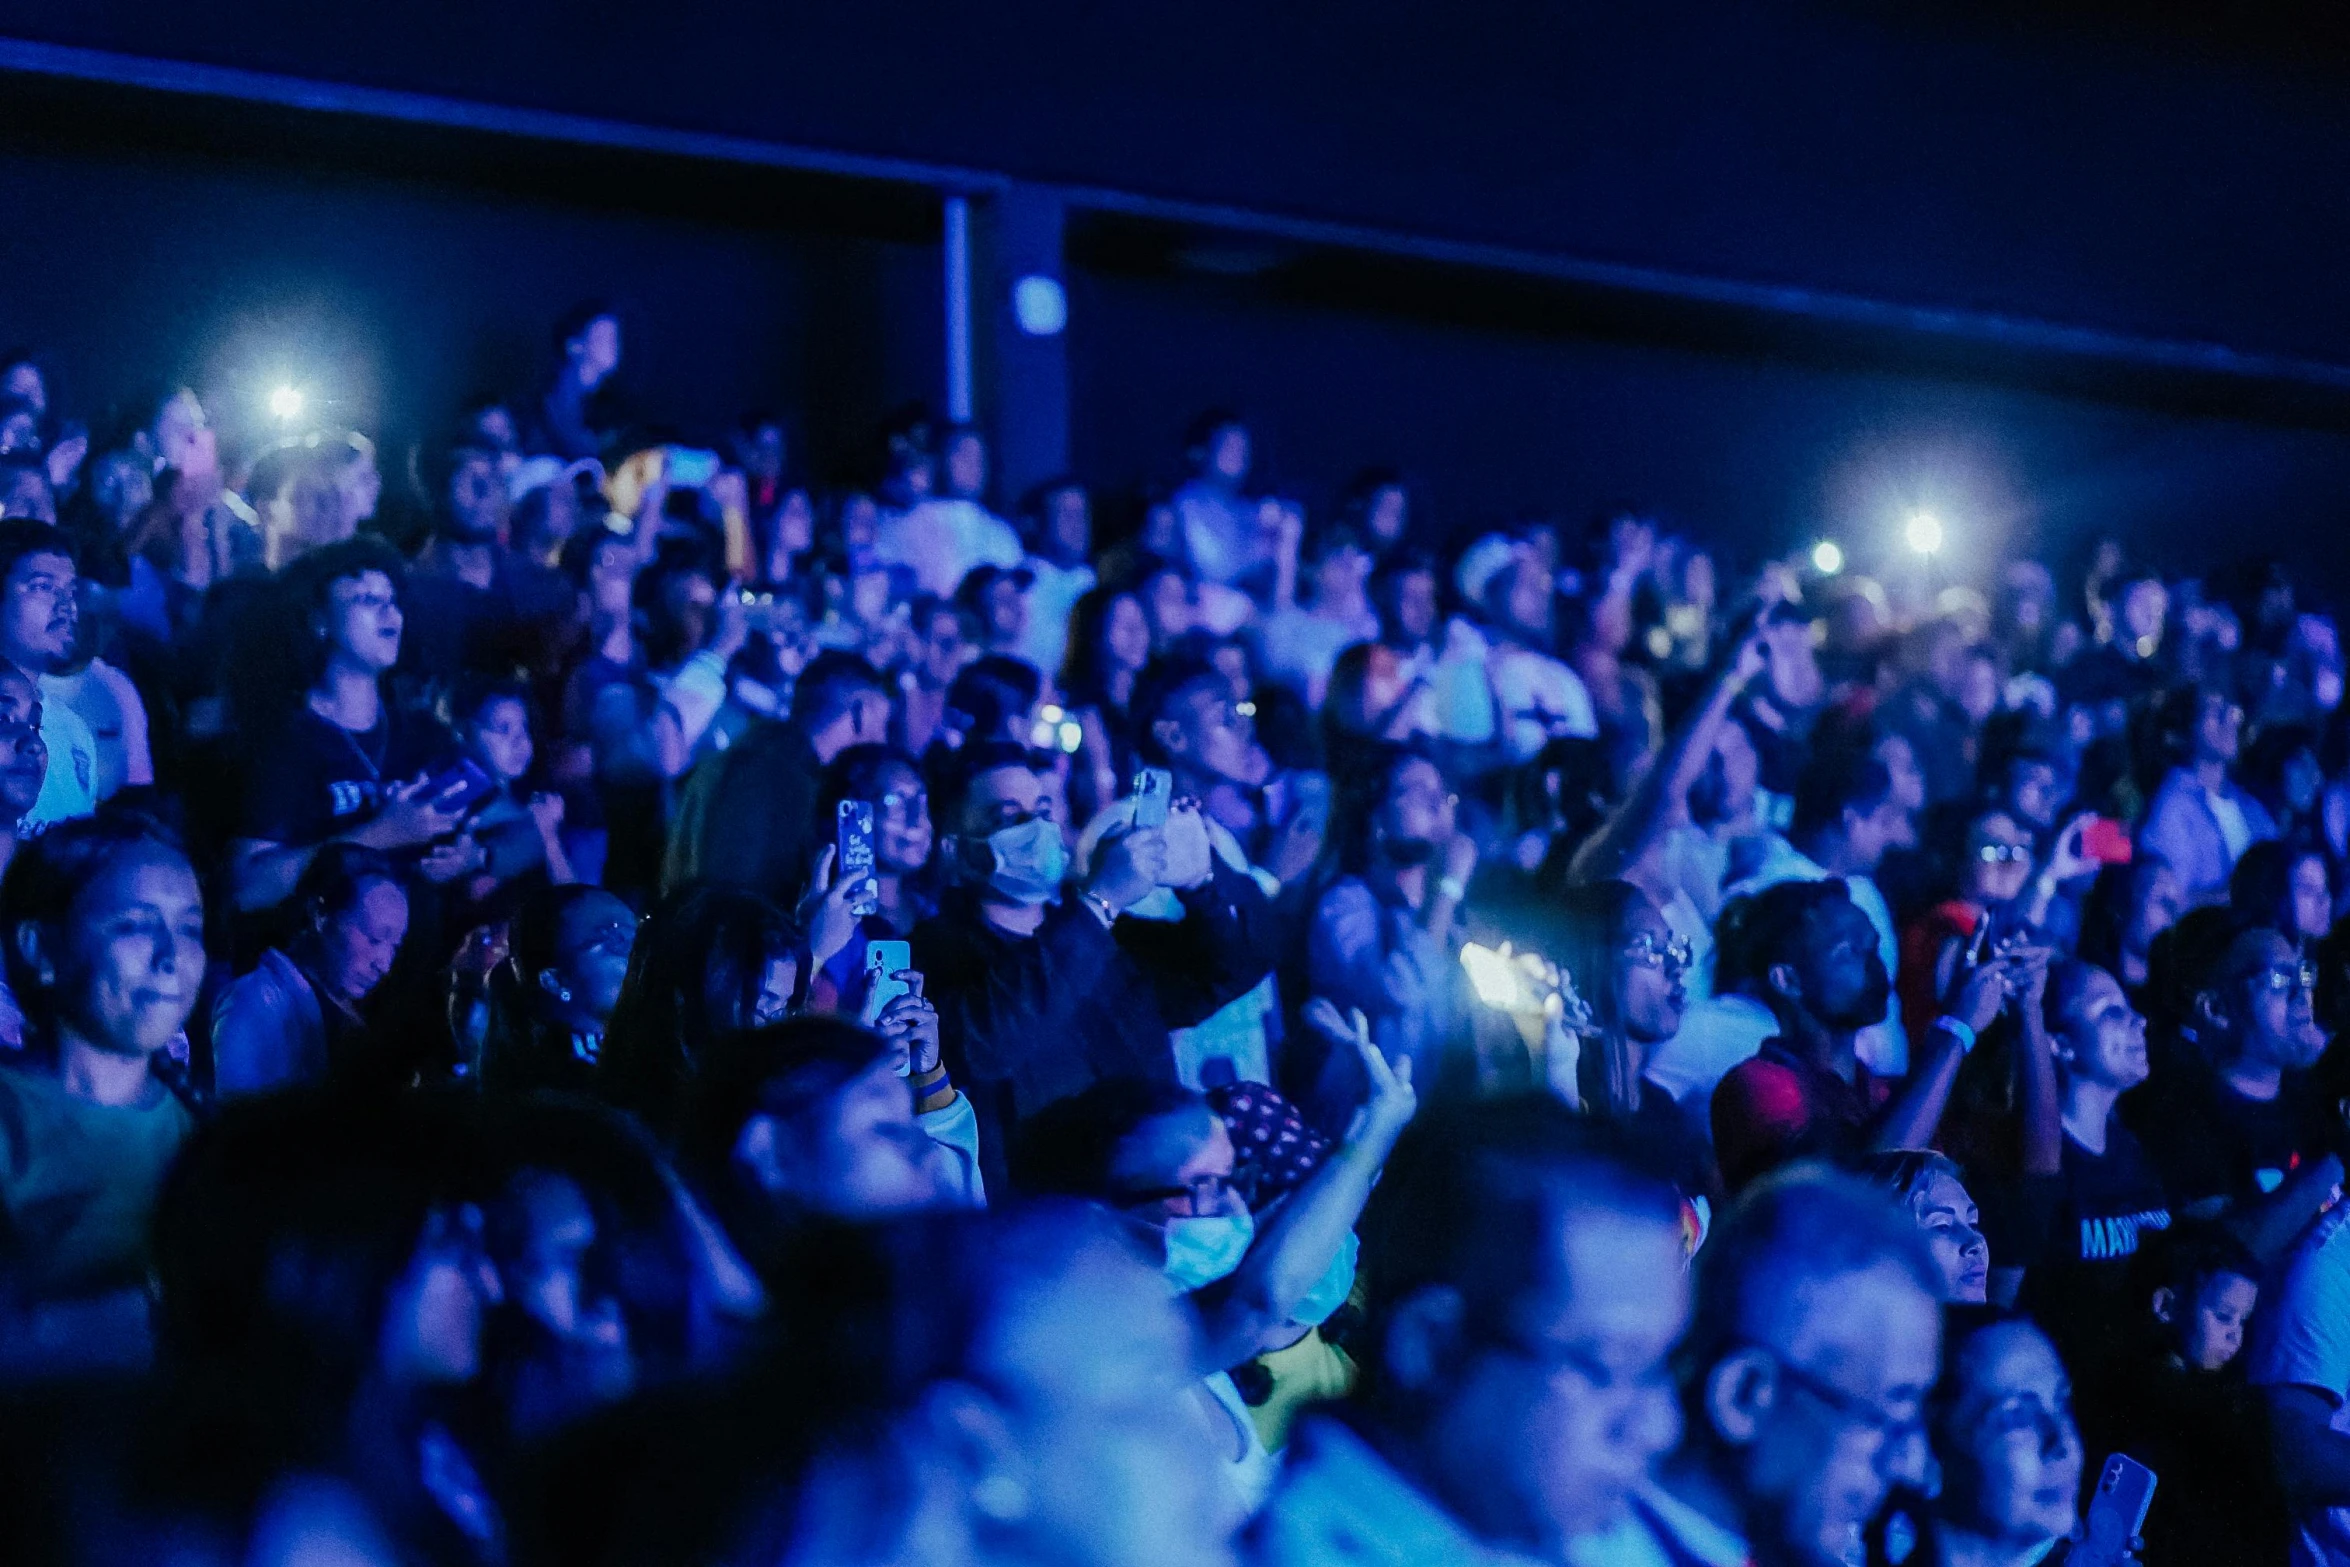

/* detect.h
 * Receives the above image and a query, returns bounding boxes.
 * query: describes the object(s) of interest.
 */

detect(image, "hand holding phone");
[2073,1454,2155,1567]
[2082,816,2134,866]
[860,940,916,1070]
[424,759,498,819]
[1130,767,1173,830]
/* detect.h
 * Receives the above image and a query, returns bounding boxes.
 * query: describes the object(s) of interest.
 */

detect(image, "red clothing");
[1711,1038,1892,1191]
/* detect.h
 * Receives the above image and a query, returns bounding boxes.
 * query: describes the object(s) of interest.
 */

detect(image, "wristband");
[1435,875,1469,903]
[1933,1016,1978,1054]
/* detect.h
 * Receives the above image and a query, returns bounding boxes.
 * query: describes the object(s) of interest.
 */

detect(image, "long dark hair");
[1502,877,1652,1118]
[480,884,615,1097]
[599,887,800,1137]
[1320,741,1429,881]
[1059,586,1141,711]
[2077,850,2173,980]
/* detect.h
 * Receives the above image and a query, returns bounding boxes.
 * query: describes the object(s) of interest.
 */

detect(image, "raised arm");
[1194,1009,1417,1370]
[1567,626,1763,886]
[1872,958,2007,1152]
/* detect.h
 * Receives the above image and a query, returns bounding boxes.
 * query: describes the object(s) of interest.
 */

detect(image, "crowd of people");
[0,305,2347,1566]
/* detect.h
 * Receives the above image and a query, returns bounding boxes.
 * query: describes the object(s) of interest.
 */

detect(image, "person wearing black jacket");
[662,650,893,902]
[913,740,1275,1192]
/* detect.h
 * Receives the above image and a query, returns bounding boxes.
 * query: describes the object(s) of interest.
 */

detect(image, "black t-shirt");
[237,706,452,849]
[1988,1119,2175,1372]
[2050,1121,2175,1268]
[2123,1061,2325,1215]
[1625,1081,1717,1211]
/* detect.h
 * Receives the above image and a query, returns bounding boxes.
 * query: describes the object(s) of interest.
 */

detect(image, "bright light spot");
[1904,511,1944,556]
[1012,274,1068,336]
[267,385,305,421]
[1811,539,1844,575]
[1461,942,1529,1011]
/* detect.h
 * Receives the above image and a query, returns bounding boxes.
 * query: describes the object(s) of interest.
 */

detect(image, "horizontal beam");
[6,34,2350,398]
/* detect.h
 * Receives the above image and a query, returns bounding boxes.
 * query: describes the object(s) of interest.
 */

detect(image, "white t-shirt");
[44,661,152,802]
[872,498,1025,598]
[1020,557,1095,676]
[25,687,98,830]
[2208,784,2256,866]
[1426,618,1597,758]
[1256,605,1378,709]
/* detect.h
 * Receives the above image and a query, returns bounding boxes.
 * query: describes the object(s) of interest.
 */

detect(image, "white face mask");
[1162,1211,1255,1293]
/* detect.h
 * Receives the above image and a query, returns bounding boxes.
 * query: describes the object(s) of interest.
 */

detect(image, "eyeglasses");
[1739,1341,1928,1458]
[1495,1324,1676,1399]
[1625,933,1695,975]
[1110,1172,1234,1215]
[1974,844,2033,865]
[2257,961,2320,995]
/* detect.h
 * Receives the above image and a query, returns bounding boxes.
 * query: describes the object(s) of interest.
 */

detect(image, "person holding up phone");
[912,740,1276,1194]
[1898,806,2095,1060]
[803,745,939,1012]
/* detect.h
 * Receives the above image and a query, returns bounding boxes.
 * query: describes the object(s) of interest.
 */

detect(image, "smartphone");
[2072,1454,2156,1567]
[1130,767,1174,830]
[663,446,722,488]
[836,800,879,917]
[860,939,915,1063]
[2082,816,2135,866]
[425,758,498,817]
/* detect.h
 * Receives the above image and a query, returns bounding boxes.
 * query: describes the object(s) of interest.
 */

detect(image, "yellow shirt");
[1246,1326,1358,1453]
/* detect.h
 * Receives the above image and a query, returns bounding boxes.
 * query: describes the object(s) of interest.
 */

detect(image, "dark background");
[5,3,2350,578]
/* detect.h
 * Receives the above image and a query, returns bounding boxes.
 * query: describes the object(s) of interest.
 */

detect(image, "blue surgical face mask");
[1291,1229,1359,1326]
[1163,1210,1256,1293]
[981,816,1067,904]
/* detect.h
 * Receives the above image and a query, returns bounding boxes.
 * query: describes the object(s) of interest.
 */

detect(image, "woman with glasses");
[1494,878,1721,1220]
[815,744,938,944]
[1876,1308,2084,1567]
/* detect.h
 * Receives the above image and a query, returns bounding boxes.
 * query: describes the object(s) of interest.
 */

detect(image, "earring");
[557,986,574,1004]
